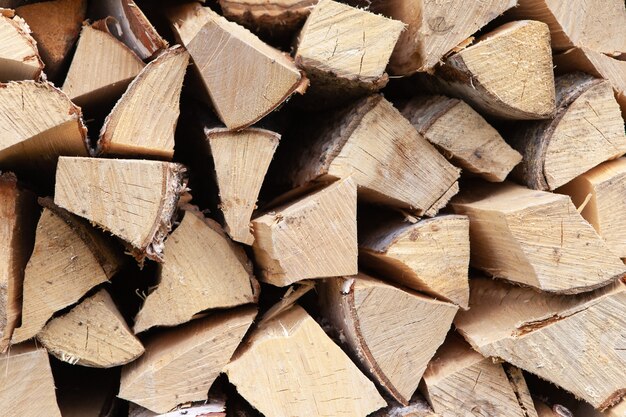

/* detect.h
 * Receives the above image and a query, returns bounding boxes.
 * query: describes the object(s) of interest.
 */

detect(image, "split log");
[509,72,626,191]
[133,208,258,333]
[224,305,387,416]
[359,213,470,308]
[319,274,458,405]
[120,307,257,414]
[129,402,226,417]
[252,178,357,286]
[62,22,145,108]
[399,95,522,182]
[557,158,626,259]
[167,3,305,130]
[16,0,86,80]
[454,277,626,409]
[293,0,404,105]
[451,182,626,293]
[0,9,43,81]
[0,172,37,351]
[11,199,124,344]
[0,343,62,417]
[97,46,189,159]
[54,157,187,263]
[421,334,538,417]
[37,289,144,367]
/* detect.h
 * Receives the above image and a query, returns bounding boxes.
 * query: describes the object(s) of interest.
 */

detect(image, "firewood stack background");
[2,0,626,416]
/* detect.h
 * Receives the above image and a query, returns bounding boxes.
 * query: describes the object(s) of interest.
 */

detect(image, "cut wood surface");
[252,178,357,286]
[607,401,626,417]
[207,126,279,245]
[224,305,387,417]
[0,10,43,81]
[319,274,458,405]
[97,46,188,159]
[133,208,257,333]
[509,72,626,191]
[451,182,626,293]
[121,307,256,414]
[54,157,187,262]
[168,2,304,130]
[0,172,37,351]
[455,277,626,409]
[400,95,522,182]
[359,214,470,308]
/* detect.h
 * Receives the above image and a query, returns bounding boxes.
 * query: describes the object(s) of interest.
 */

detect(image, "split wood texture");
[509,72,626,191]
[0,9,43,81]
[54,157,187,262]
[319,274,458,405]
[451,182,626,293]
[11,199,124,344]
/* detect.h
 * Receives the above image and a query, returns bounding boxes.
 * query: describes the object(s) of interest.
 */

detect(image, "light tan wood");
[37,289,144,368]
[455,277,626,409]
[509,72,626,191]
[0,343,62,417]
[207,127,279,245]
[11,199,124,344]
[252,178,357,286]
[421,334,539,417]
[451,182,626,293]
[606,401,626,417]
[359,214,470,308]
[168,2,304,130]
[0,173,37,352]
[225,305,387,417]
[134,208,258,333]
[121,307,256,414]
[62,22,145,108]
[319,274,458,405]
[54,157,187,263]
[0,10,42,81]
[400,95,522,182]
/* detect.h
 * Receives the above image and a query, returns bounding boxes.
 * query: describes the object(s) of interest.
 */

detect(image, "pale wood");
[121,307,256,414]
[252,178,357,286]
[369,398,440,417]
[455,277,626,409]
[37,289,144,367]
[509,72,626,191]
[168,2,304,130]
[606,401,626,417]
[0,173,37,351]
[400,95,522,182]
[54,157,187,263]
[319,274,458,405]
[134,208,258,333]
[0,343,62,417]
[224,305,387,417]
[451,182,626,293]
[359,214,470,308]
[207,127,279,245]
[0,10,42,81]
[129,402,226,417]
[62,22,145,108]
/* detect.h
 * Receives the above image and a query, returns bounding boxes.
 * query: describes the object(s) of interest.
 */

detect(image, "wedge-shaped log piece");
[134,208,257,333]
[0,10,42,81]
[62,23,145,108]
[0,173,37,351]
[455,277,626,409]
[121,307,256,414]
[252,178,357,286]
[225,305,386,416]
[54,157,186,262]
[294,0,403,102]
[359,214,469,308]
[0,343,61,417]
[558,159,626,259]
[451,182,626,293]
[400,95,522,182]
[38,289,144,367]
[207,127,279,245]
[319,274,458,405]
[510,73,626,191]
[168,3,303,130]
[421,334,538,417]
